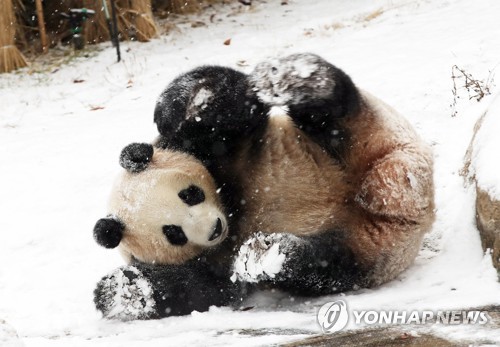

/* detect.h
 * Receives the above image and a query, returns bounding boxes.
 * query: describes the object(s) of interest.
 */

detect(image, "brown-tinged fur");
[231,90,435,286]
[232,115,352,238]
[109,92,434,286]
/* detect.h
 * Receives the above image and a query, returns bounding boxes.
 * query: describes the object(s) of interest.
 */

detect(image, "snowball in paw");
[97,266,156,321]
[232,232,299,283]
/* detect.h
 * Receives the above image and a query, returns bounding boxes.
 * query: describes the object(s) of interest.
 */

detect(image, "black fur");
[119,143,154,173]
[154,65,270,162]
[162,225,188,246]
[94,259,249,319]
[93,217,124,249]
[178,185,205,206]
[265,232,365,295]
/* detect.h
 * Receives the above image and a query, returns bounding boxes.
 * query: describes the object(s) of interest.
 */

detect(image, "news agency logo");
[317,300,490,334]
[317,300,349,333]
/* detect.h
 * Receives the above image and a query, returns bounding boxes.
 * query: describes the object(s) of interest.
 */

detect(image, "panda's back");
[233,115,351,240]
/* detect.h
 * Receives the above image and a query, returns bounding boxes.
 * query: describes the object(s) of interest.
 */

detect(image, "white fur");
[107,150,228,265]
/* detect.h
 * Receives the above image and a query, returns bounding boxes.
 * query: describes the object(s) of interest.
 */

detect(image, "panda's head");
[93,143,228,265]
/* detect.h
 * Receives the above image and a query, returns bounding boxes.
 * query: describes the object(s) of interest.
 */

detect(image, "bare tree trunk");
[35,0,48,53]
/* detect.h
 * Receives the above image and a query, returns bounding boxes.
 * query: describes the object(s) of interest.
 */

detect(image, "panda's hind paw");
[94,266,157,321]
[232,232,300,283]
[250,53,332,107]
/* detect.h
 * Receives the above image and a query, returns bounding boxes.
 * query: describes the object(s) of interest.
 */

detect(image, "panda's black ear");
[93,217,124,249]
[119,143,154,173]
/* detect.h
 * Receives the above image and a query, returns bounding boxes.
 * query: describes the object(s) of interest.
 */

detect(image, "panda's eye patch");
[163,225,188,246]
[178,185,205,206]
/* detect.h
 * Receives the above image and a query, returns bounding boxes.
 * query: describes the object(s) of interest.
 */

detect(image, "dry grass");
[451,65,494,117]
[362,8,384,22]
[12,0,29,49]
[168,0,201,14]
[323,22,345,31]
[0,0,28,73]
[13,0,219,54]
[153,0,205,16]
[84,0,158,44]
[84,0,112,44]
[121,0,159,41]
[321,7,384,35]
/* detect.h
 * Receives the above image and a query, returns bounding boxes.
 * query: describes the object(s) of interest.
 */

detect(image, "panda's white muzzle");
[183,214,228,247]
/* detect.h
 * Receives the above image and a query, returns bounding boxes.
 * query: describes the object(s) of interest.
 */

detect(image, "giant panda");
[93,53,435,320]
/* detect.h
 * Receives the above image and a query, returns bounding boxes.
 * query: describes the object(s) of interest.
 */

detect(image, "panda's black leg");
[249,53,360,159]
[154,66,269,162]
[94,261,249,320]
[233,232,365,296]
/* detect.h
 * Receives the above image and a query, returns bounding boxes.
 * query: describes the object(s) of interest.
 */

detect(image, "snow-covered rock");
[464,94,500,276]
[476,188,500,275]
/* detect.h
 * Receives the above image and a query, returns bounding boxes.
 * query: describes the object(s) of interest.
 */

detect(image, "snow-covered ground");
[1,0,499,345]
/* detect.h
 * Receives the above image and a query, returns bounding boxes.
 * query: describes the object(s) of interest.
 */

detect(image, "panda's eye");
[178,185,205,206]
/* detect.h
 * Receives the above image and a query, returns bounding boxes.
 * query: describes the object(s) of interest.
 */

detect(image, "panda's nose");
[163,225,188,246]
[208,218,223,241]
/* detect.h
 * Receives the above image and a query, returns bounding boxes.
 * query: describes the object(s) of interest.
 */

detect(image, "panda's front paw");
[154,66,268,158]
[94,266,157,321]
[232,232,301,283]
